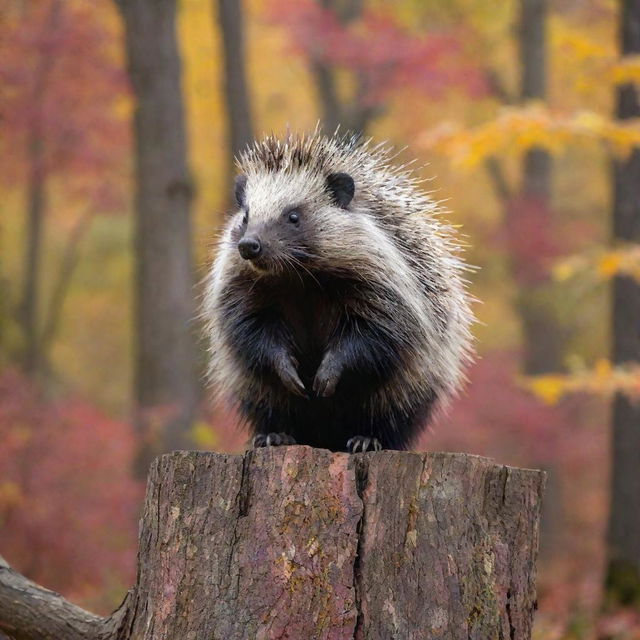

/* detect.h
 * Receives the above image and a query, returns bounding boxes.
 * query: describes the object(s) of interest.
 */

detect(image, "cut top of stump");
[129,447,545,640]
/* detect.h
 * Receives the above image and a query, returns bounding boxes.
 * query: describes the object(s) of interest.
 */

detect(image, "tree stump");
[0,448,544,640]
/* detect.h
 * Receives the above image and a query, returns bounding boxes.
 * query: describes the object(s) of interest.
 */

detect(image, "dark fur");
[218,269,436,451]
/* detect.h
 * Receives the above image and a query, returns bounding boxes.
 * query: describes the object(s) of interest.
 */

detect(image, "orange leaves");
[553,245,640,283]
[525,360,640,405]
[526,374,568,406]
[420,104,566,167]
[420,103,640,168]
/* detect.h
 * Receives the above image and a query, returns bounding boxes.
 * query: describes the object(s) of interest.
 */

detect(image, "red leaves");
[0,370,141,612]
[503,195,561,286]
[423,351,594,467]
[268,0,486,109]
[0,1,129,210]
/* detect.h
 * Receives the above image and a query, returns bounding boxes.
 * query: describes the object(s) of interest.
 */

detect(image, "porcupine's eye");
[288,210,300,224]
[241,209,249,225]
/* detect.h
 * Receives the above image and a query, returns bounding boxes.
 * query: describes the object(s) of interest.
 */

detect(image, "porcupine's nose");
[238,237,262,260]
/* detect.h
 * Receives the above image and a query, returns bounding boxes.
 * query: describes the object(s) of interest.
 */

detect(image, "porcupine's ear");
[326,172,355,209]
[234,174,248,208]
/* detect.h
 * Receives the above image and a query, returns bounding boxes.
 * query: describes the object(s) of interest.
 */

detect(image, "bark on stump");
[0,448,544,640]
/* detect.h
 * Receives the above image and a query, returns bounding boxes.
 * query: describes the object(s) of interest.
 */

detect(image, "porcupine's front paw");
[273,352,306,396]
[252,433,297,448]
[347,436,383,453]
[313,351,343,397]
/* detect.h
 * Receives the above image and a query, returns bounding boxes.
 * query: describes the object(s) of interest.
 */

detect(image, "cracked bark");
[0,448,544,639]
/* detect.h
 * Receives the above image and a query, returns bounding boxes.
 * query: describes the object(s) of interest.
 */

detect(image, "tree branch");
[0,554,115,640]
[310,58,343,133]
[311,0,380,135]
[485,155,513,203]
[40,207,94,355]
[485,67,515,104]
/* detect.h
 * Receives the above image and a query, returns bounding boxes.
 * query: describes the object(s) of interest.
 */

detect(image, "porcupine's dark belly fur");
[241,384,435,452]
[235,276,437,451]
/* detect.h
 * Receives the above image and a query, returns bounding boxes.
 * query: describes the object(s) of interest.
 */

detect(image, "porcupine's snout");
[238,237,262,260]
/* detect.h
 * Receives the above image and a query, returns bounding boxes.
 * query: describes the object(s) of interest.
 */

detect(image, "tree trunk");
[216,0,254,198]
[605,0,640,607]
[513,0,566,375]
[19,0,62,377]
[0,448,545,639]
[311,58,343,133]
[115,0,199,474]
[310,0,378,136]
[519,0,550,207]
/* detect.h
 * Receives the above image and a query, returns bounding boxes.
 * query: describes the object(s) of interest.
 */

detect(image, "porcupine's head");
[232,170,354,275]
[224,131,395,279]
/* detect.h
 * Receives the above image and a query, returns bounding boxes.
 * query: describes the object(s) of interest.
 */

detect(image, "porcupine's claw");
[274,353,307,397]
[313,351,343,397]
[346,436,383,453]
[252,432,297,448]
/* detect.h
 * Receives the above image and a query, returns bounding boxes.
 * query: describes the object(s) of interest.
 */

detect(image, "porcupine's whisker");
[288,256,322,289]
[272,253,287,277]
[290,248,318,260]
[290,246,323,268]
[245,275,261,296]
[282,254,306,288]
[287,250,323,289]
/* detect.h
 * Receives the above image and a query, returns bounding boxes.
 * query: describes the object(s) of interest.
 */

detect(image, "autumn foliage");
[269,0,487,108]
[0,0,128,207]
[1,0,640,638]
[0,370,141,613]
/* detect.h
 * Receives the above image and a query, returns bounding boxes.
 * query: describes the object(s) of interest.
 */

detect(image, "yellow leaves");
[552,245,640,283]
[594,359,612,378]
[550,18,640,95]
[420,18,640,170]
[420,104,560,169]
[551,18,610,63]
[421,105,640,169]
[598,252,622,277]
[190,421,219,450]
[552,258,581,283]
[527,375,567,406]
[524,360,640,405]
[575,110,640,154]
[610,55,640,86]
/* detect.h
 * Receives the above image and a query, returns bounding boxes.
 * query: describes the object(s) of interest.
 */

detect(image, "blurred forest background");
[1,0,640,638]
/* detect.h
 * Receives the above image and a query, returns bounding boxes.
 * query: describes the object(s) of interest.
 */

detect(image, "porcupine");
[204,131,474,453]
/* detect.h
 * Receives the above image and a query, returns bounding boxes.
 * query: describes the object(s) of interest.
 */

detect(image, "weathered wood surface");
[129,448,544,639]
[0,448,544,640]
